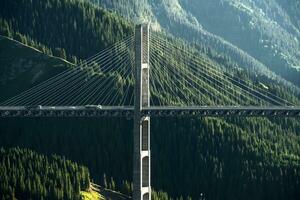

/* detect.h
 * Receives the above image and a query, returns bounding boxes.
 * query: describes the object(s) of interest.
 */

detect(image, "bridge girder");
[1,107,300,118]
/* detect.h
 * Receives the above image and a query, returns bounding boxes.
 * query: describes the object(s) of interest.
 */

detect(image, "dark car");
[25,105,42,110]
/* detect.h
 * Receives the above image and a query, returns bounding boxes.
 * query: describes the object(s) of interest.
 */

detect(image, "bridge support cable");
[117,56,135,106]
[102,61,134,106]
[0,35,134,106]
[150,49,209,106]
[76,55,133,106]
[150,43,243,106]
[150,37,258,105]
[29,39,133,106]
[1,36,133,106]
[71,51,133,106]
[44,42,133,106]
[0,35,133,106]
[150,53,190,105]
[150,58,196,106]
[133,23,151,200]
[149,57,169,106]
[151,32,291,106]
[150,33,292,105]
[119,74,133,106]
[150,33,288,106]
[150,35,257,106]
[150,37,212,106]
[149,68,163,106]
[57,54,132,106]
[150,35,269,106]
[151,32,294,106]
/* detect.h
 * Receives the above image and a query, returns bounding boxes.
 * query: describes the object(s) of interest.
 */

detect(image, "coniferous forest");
[0,0,300,200]
[0,147,90,200]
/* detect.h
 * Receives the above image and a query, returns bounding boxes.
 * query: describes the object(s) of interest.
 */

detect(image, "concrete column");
[133,23,151,200]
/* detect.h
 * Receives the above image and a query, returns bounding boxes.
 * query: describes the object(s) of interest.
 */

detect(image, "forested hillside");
[0,36,70,102]
[276,0,300,30]
[0,0,132,61]
[0,0,300,200]
[0,147,90,200]
[91,0,300,88]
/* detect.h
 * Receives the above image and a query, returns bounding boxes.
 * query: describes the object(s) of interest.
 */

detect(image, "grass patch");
[81,190,104,200]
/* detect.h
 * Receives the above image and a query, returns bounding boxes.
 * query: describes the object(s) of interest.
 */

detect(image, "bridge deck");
[0,106,300,117]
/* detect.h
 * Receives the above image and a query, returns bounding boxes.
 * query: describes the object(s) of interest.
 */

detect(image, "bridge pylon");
[133,23,151,200]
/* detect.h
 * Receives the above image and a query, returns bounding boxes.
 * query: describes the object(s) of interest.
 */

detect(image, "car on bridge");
[85,105,102,110]
[25,105,42,110]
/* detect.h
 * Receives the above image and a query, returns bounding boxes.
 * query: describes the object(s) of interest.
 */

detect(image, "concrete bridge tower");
[133,23,151,200]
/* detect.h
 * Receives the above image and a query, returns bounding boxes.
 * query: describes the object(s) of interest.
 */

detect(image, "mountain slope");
[179,0,300,85]
[0,0,133,61]
[0,36,70,102]
[92,0,300,88]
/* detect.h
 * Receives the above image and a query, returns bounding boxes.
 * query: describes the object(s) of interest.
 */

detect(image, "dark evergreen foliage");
[0,147,90,200]
[0,0,133,61]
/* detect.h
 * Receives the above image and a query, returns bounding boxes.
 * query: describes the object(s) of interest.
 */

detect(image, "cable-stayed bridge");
[1,24,300,200]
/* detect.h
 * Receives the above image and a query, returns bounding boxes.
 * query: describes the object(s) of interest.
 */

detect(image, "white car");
[85,105,102,110]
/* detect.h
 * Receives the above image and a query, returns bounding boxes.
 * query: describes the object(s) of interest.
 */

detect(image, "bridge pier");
[133,23,151,200]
